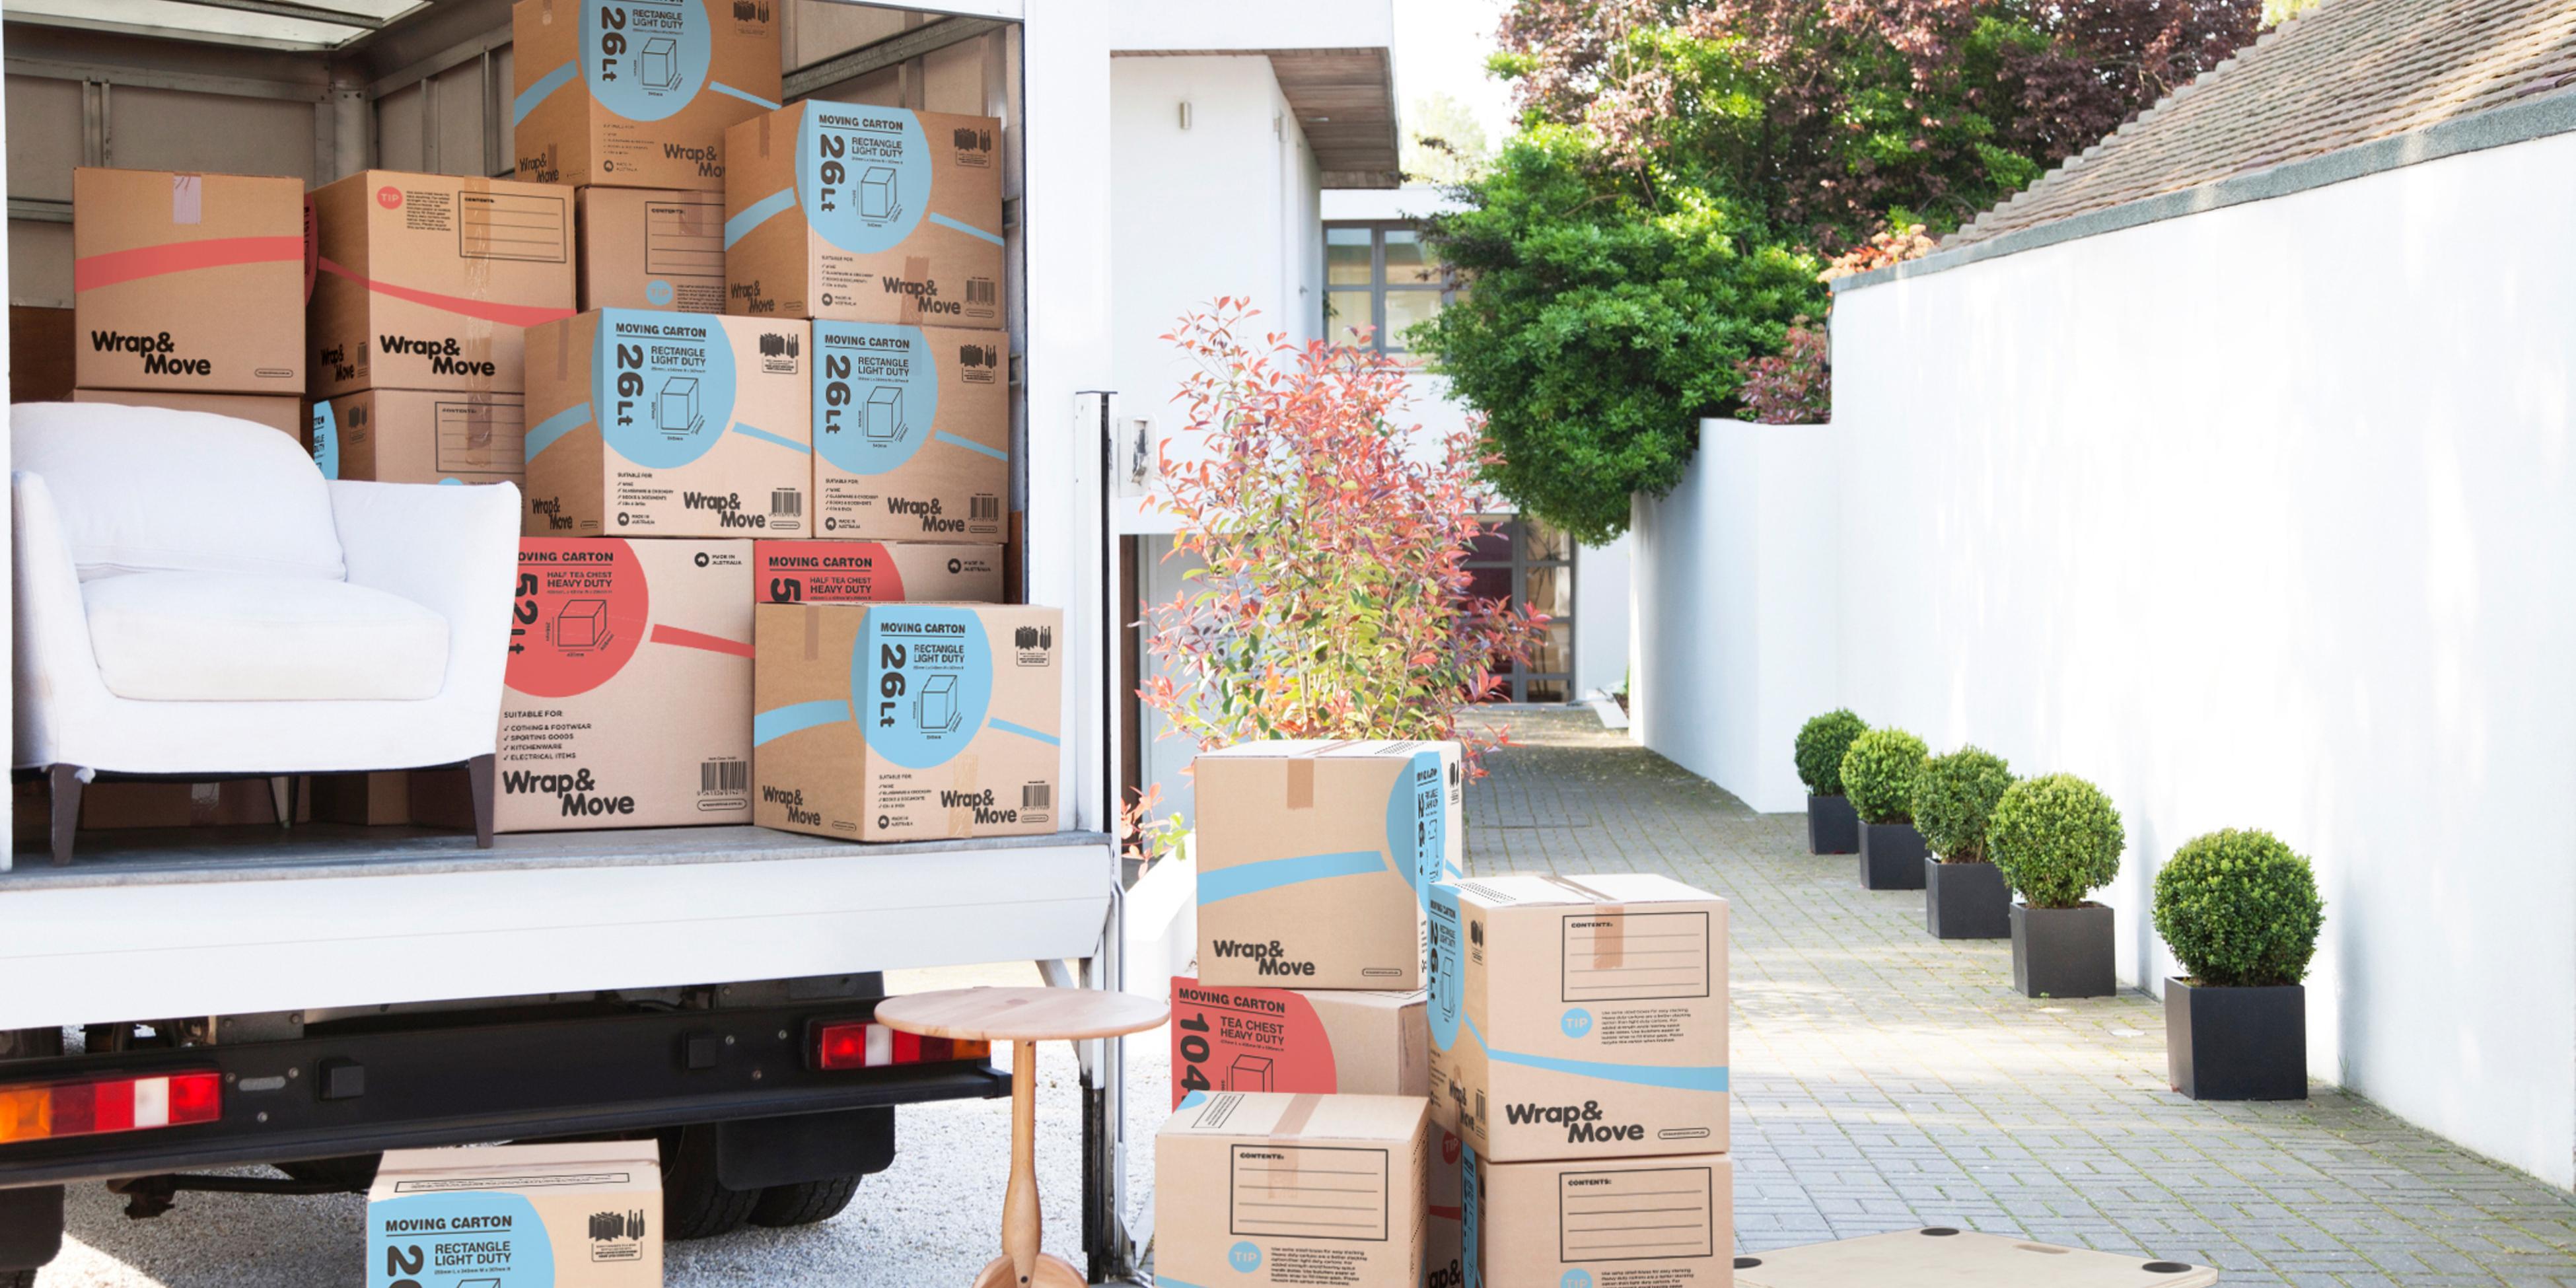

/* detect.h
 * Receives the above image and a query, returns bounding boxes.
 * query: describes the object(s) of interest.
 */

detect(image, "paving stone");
[1461,709,2576,1287]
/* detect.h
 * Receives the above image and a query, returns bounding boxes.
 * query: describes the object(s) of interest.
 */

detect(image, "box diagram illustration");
[658,376,703,439]
[864,385,906,441]
[1228,1055,1275,1092]
[640,37,681,90]
[861,165,900,220]
[919,673,961,731]
[557,599,611,649]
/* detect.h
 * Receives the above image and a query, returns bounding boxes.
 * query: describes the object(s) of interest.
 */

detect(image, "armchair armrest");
[13,470,114,769]
[328,480,520,715]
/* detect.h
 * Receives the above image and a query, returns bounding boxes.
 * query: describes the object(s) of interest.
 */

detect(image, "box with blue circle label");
[522,309,810,537]
[1194,742,1464,992]
[750,600,1061,841]
[722,103,1005,330]
[810,321,1007,541]
[1429,873,1729,1163]
[367,1140,661,1287]
[510,0,781,192]
[1154,1091,1427,1288]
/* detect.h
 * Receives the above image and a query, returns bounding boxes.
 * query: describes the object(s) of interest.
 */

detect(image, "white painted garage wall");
[1637,124,2576,1186]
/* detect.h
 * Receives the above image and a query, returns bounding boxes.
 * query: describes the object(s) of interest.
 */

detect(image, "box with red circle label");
[754,540,1001,604]
[522,309,811,538]
[499,538,754,832]
[1168,979,1427,1108]
[751,601,1059,841]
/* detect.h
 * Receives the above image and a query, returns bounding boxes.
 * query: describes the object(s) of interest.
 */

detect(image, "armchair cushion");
[12,401,345,582]
[83,572,449,701]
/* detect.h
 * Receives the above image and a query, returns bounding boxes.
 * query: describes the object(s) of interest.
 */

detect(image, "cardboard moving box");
[1429,1127,1464,1288]
[579,186,725,312]
[309,170,577,398]
[502,538,752,832]
[367,1141,661,1287]
[812,321,1006,540]
[1168,978,1428,1106]
[71,389,301,437]
[1464,1149,1733,1288]
[1429,873,1729,1162]
[1194,741,1464,991]
[1156,1091,1429,1288]
[512,0,781,191]
[310,389,526,486]
[523,310,810,537]
[723,104,1005,330]
[752,601,1060,841]
[754,540,1001,603]
[73,168,304,396]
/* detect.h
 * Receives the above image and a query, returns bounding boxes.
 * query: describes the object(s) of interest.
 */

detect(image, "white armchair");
[12,402,518,867]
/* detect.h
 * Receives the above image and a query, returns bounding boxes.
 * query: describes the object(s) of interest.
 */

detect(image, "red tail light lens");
[813,1022,990,1071]
[0,1071,221,1145]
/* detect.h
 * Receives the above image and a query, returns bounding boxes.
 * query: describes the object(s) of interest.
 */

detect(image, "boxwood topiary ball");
[2152,828,2325,988]
[1794,709,1869,796]
[1912,746,2013,862]
[1840,728,1928,824]
[1988,774,2124,908]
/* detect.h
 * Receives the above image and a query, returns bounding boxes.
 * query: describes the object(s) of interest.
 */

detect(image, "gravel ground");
[36,960,1170,1287]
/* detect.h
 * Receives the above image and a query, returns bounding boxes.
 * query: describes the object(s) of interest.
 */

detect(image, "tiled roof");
[1948,0,2576,247]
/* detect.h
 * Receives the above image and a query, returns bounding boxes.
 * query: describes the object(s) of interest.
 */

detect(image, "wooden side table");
[874,986,1168,1288]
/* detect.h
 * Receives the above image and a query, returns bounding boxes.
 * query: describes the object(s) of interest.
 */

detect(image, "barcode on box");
[1475,1091,1487,1129]
[1022,782,1050,809]
[966,278,995,305]
[771,489,802,517]
[701,760,747,793]
[972,495,1001,522]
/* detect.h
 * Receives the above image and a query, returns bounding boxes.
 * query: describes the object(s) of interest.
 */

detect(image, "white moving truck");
[0,1,1206,1279]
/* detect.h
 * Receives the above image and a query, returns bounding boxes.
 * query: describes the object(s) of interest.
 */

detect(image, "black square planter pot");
[1856,822,1926,889]
[1807,793,1859,855]
[2009,903,2115,998]
[1923,859,2009,939]
[2167,978,2307,1100]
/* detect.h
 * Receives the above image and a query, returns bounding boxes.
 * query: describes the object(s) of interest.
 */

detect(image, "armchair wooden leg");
[467,754,496,849]
[268,775,292,830]
[46,765,83,867]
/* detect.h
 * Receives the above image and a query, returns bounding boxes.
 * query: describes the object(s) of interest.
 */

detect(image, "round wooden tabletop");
[873,987,1168,1043]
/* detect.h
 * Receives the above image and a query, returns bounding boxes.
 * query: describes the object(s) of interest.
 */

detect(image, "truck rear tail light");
[813,1022,991,1071]
[0,1070,221,1145]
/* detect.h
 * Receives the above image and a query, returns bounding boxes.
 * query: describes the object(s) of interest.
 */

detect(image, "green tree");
[1419,0,2260,538]
[1410,125,1819,544]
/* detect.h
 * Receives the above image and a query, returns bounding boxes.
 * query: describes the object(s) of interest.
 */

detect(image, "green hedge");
[2152,829,2325,987]
[1988,774,2123,908]
[1912,747,2013,862]
[1793,709,1868,796]
[1840,729,1927,824]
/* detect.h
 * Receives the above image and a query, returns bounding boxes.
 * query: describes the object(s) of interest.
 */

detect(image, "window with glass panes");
[1464,517,1575,703]
[1324,224,1452,353]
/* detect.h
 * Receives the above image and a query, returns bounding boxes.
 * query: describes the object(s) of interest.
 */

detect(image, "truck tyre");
[748,1174,861,1228]
[659,1126,757,1241]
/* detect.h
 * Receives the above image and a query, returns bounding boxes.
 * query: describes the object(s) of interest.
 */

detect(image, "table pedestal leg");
[974,1039,1083,1288]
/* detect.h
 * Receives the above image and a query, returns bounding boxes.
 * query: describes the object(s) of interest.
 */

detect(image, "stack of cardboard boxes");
[44,4,1054,849]
[1157,744,1735,1288]
[1159,742,1462,1287]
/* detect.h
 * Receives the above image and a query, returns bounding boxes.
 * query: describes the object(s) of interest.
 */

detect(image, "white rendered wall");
[1630,423,1840,813]
[1573,533,1632,699]
[1822,129,2576,1186]
[1110,54,1322,488]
